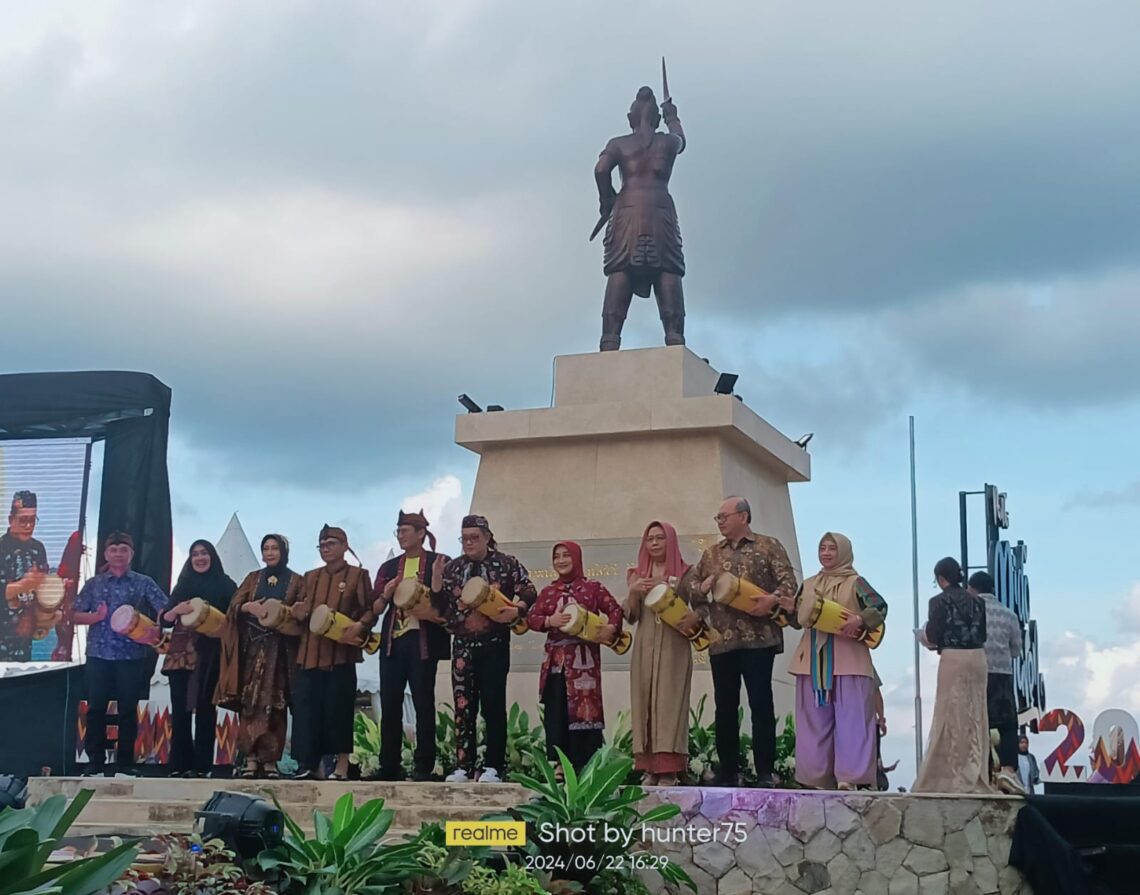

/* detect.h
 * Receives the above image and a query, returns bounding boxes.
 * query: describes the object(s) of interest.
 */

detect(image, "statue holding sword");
[593,59,687,351]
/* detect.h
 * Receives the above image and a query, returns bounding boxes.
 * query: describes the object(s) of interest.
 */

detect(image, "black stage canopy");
[0,371,173,597]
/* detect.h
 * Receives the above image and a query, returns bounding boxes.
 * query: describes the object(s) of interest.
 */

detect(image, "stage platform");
[27,777,1033,894]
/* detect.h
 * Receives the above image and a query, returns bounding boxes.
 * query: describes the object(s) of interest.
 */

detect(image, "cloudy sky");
[6,1,1140,784]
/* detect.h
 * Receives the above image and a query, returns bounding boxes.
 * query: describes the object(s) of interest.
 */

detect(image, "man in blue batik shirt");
[74,531,167,777]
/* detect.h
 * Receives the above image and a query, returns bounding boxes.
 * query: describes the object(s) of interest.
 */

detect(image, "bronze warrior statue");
[593,79,686,351]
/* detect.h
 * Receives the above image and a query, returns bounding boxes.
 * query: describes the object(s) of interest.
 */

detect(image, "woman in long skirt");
[162,540,236,777]
[913,556,995,794]
[215,534,300,779]
[623,521,694,786]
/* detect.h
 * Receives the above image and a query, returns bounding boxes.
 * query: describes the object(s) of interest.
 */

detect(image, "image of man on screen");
[0,491,50,662]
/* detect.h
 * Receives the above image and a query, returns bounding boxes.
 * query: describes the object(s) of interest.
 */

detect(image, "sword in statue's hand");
[589,206,610,242]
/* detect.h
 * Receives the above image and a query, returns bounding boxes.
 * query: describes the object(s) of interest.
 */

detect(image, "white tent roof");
[216,513,259,581]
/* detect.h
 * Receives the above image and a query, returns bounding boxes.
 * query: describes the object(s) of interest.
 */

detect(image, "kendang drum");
[110,605,169,652]
[645,582,710,651]
[182,598,227,639]
[712,573,791,627]
[559,603,632,655]
[394,579,432,615]
[258,598,302,636]
[309,604,381,654]
[460,577,529,635]
[31,575,65,640]
[803,591,885,649]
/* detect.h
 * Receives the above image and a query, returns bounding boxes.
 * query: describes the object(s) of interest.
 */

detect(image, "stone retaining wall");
[636,789,1031,895]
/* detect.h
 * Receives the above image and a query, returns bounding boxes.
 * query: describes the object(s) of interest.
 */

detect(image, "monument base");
[454,346,812,733]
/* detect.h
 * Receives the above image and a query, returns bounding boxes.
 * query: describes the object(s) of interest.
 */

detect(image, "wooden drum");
[259,598,302,636]
[712,573,790,627]
[559,603,632,655]
[460,576,529,634]
[32,575,65,640]
[110,605,168,652]
[645,582,710,651]
[804,592,885,649]
[309,604,381,654]
[183,598,227,639]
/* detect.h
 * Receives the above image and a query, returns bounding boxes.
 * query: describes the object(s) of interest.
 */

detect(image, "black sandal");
[327,772,348,781]
[264,769,281,780]
[240,766,260,780]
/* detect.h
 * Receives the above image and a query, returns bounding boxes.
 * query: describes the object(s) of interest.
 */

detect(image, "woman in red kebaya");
[527,541,624,774]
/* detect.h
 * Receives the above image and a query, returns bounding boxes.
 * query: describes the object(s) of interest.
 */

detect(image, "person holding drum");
[439,514,537,783]
[527,541,624,775]
[0,490,51,662]
[287,524,375,781]
[370,509,450,782]
[679,497,798,788]
[623,521,698,786]
[788,532,888,790]
[214,533,301,780]
[73,532,169,777]
[160,540,237,778]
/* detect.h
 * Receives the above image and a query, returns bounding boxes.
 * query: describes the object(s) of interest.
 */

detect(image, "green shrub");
[0,790,138,895]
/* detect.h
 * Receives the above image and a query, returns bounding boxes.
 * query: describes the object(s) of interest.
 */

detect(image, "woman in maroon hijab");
[527,541,624,774]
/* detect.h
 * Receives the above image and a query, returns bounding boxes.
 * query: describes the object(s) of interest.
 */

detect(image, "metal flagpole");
[910,415,924,768]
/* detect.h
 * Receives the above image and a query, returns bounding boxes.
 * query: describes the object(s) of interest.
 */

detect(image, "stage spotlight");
[794,433,814,449]
[0,776,27,810]
[487,404,505,412]
[458,394,483,413]
[195,791,282,859]
[713,373,738,395]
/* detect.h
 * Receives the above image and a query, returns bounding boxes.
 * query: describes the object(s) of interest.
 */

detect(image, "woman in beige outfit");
[624,521,697,785]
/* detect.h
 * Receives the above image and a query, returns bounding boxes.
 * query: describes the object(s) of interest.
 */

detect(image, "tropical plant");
[256,792,427,893]
[105,835,274,895]
[774,713,796,783]
[496,745,695,894]
[605,711,642,786]
[351,711,414,779]
[686,694,716,783]
[0,790,138,895]
[503,704,546,782]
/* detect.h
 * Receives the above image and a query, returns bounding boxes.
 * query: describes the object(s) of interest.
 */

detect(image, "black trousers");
[452,637,509,774]
[85,657,148,769]
[542,673,604,772]
[379,634,439,778]
[987,672,1019,768]
[167,669,219,774]
[710,647,777,779]
[293,664,356,770]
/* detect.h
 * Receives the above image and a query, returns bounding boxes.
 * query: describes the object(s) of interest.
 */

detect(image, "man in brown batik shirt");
[287,524,374,780]
[680,496,798,787]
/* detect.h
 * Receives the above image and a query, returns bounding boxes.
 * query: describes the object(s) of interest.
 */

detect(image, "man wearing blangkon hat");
[438,514,537,783]
[371,509,450,781]
[288,524,375,780]
[73,532,168,776]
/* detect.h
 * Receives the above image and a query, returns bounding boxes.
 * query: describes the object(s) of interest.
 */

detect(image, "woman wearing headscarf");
[913,557,993,793]
[623,521,696,785]
[215,534,301,779]
[527,541,624,773]
[162,540,237,777]
[790,532,888,790]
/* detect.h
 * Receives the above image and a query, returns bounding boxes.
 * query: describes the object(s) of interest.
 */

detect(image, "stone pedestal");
[451,347,812,750]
